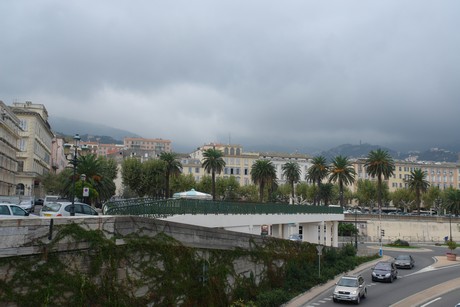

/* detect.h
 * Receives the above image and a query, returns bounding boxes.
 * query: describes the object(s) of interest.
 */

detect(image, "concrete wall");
[0,215,276,258]
[344,214,460,243]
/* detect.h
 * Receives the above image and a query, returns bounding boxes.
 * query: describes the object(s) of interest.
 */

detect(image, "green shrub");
[391,239,410,246]
[256,289,291,307]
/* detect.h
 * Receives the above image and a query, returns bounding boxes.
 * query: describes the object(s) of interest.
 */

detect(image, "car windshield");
[338,278,358,287]
[375,263,391,270]
[396,255,410,260]
[41,203,62,212]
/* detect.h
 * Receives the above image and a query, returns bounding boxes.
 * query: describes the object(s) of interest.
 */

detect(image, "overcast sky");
[1,1,459,153]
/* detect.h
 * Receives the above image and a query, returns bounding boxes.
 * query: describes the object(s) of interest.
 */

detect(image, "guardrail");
[103,198,344,217]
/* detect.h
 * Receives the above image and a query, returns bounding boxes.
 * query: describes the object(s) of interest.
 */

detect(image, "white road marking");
[420,297,442,307]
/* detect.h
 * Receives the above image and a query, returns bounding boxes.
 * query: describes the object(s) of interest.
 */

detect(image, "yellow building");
[11,101,54,198]
[351,159,459,193]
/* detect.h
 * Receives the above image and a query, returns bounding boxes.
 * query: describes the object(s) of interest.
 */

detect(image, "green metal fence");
[103,198,343,217]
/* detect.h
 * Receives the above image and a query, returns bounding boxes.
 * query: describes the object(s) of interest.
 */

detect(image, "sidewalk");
[283,254,459,307]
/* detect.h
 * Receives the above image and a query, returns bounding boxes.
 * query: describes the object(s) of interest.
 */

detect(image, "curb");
[283,255,390,307]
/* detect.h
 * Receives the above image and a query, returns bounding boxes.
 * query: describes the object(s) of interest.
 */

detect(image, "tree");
[121,158,144,196]
[406,168,430,214]
[142,159,166,198]
[306,156,329,206]
[170,174,197,194]
[328,156,356,207]
[444,188,460,216]
[423,186,443,215]
[201,148,226,201]
[75,154,117,205]
[319,183,334,206]
[251,160,277,203]
[282,162,301,203]
[391,188,415,212]
[159,152,182,198]
[364,149,395,213]
[216,176,240,201]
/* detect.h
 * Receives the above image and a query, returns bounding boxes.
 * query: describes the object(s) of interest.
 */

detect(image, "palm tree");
[406,168,430,214]
[282,161,301,203]
[319,183,334,206]
[159,152,182,198]
[328,155,356,207]
[306,156,329,205]
[445,188,460,216]
[364,149,395,213]
[201,148,226,201]
[251,160,277,202]
[76,154,117,205]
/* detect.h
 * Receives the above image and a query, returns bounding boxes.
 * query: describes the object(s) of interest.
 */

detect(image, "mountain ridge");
[49,117,459,162]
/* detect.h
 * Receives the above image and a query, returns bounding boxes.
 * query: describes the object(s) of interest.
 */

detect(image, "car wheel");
[389,276,393,283]
[333,298,338,303]
[362,289,367,298]
[355,295,361,304]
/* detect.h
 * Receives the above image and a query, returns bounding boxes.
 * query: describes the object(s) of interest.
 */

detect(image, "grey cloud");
[1,0,460,153]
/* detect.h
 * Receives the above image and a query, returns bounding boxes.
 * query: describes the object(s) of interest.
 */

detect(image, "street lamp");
[63,134,88,216]
[354,210,358,249]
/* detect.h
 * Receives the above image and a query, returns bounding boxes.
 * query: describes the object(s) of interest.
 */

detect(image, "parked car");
[371,261,398,282]
[40,201,99,217]
[34,198,44,206]
[333,274,367,304]
[0,203,32,217]
[288,234,302,242]
[43,195,60,207]
[394,254,415,269]
[18,198,35,213]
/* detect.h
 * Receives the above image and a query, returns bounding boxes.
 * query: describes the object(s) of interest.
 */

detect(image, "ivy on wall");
[0,224,378,306]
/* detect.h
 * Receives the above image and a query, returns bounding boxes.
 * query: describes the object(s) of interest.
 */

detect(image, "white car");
[0,203,33,217]
[18,198,35,213]
[333,274,367,304]
[40,201,99,217]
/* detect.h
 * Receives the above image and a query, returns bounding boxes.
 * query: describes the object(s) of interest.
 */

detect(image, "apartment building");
[258,151,311,185]
[50,137,68,174]
[189,143,259,186]
[124,137,171,157]
[11,101,54,198]
[350,159,459,193]
[0,101,21,196]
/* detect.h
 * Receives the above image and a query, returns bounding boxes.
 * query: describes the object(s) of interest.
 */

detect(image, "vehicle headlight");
[385,273,391,277]
[372,272,376,276]
[351,290,358,295]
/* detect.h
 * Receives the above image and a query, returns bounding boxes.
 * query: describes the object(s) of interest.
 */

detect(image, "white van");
[44,195,60,206]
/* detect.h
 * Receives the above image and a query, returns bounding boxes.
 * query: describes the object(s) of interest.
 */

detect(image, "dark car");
[371,261,398,283]
[394,254,415,269]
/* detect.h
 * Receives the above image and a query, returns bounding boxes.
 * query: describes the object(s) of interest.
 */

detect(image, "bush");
[447,240,457,252]
[256,289,291,307]
[390,239,410,247]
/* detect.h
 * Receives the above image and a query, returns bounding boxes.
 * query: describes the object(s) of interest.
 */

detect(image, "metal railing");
[103,198,344,217]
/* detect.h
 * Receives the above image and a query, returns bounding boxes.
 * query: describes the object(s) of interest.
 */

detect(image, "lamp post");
[80,174,87,204]
[64,134,88,216]
[354,210,358,249]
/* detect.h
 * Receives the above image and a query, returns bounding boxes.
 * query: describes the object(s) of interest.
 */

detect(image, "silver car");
[333,274,367,304]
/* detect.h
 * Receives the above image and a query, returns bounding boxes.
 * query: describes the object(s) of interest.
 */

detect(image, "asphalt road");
[286,244,460,307]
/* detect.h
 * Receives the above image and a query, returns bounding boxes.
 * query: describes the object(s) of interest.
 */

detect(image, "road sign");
[83,187,89,197]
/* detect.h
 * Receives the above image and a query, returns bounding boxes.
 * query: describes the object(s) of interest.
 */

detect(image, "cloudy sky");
[1,1,459,153]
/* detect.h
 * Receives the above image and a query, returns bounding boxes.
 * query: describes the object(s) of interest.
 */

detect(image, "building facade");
[123,137,171,157]
[11,101,54,198]
[0,101,21,196]
[351,159,459,194]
